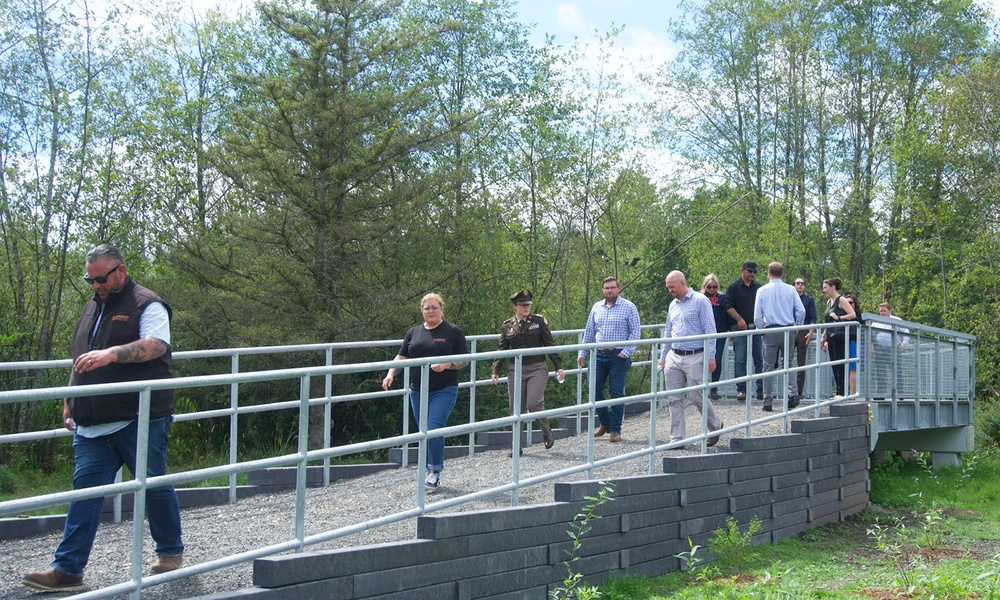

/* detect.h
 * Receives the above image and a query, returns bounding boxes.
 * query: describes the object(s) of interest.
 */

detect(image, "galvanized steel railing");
[0,317,975,599]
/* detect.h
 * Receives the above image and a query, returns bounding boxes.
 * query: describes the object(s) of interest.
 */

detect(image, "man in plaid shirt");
[576,276,641,442]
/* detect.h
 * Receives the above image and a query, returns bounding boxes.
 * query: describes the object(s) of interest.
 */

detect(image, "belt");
[598,348,622,354]
[765,324,793,328]
[672,348,703,356]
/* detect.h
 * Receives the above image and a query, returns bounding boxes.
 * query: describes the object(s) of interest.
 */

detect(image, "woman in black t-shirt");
[381,293,468,490]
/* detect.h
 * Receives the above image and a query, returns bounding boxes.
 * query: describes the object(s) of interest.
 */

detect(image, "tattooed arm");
[73,338,169,373]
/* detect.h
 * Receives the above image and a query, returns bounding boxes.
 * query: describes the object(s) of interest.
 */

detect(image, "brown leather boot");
[22,568,84,592]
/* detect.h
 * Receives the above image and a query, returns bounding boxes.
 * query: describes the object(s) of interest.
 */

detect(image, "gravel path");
[0,400,830,599]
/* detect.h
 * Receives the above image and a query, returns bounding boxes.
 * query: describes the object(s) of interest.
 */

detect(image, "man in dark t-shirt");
[724,260,763,400]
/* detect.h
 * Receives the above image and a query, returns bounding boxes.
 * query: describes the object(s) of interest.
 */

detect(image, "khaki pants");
[507,361,553,442]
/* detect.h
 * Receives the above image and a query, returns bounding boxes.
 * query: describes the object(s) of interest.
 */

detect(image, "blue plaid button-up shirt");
[579,296,641,358]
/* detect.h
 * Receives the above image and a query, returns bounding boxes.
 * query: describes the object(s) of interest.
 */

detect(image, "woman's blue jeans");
[53,417,183,576]
[409,385,458,473]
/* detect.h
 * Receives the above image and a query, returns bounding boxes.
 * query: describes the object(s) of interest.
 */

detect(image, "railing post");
[649,340,659,475]
[812,328,822,419]
[401,366,411,468]
[586,350,597,480]
[701,336,711,450]
[468,339,478,457]
[915,330,922,401]
[416,365,430,508]
[576,332,584,437]
[324,348,333,488]
[511,356,523,506]
[129,388,152,600]
[229,354,239,504]
[295,375,310,551]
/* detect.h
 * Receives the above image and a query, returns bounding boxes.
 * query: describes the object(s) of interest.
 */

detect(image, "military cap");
[510,289,533,305]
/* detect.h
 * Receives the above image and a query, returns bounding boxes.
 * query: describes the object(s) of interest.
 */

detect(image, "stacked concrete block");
[201,403,870,600]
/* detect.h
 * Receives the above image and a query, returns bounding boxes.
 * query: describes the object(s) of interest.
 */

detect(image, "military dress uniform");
[492,291,564,449]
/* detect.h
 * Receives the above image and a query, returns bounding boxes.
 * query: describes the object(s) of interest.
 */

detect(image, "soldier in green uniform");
[491,290,565,453]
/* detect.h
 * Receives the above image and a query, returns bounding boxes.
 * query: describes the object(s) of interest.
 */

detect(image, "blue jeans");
[710,337,727,385]
[409,385,458,473]
[53,417,183,576]
[594,353,631,433]
[730,327,763,397]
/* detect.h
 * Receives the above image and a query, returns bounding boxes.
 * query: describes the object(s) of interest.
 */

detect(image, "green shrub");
[0,464,16,494]
[976,397,1000,448]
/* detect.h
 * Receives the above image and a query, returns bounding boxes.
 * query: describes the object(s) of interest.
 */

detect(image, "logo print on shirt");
[112,315,129,322]
[433,338,447,343]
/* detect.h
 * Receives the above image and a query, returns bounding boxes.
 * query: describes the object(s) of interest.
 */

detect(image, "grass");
[595,446,1000,599]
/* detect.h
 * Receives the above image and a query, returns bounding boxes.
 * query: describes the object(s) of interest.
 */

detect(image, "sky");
[511,0,683,66]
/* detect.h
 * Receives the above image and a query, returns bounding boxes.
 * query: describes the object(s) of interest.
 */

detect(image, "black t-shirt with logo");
[398,321,468,391]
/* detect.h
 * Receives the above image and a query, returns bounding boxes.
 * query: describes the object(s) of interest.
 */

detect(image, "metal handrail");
[0,318,976,599]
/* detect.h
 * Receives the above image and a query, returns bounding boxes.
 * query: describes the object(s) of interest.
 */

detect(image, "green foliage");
[706,515,763,574]
[0,465,16,494]
[977,398,1000,448]
[550,481,616,600]
[0,0,997,475]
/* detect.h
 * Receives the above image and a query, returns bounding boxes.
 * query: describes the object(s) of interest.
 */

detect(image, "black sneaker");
[788,397,800,409]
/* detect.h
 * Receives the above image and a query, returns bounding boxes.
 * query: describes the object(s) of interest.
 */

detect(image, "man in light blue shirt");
[872,302,909,398]
[577,276,641,442]
[657,271,723,445]
[753,262,805,411]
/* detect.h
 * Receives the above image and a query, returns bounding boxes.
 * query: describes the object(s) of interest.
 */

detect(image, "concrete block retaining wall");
[199,403,870,600]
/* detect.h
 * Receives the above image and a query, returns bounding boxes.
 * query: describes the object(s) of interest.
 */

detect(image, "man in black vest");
[23,244,184,593]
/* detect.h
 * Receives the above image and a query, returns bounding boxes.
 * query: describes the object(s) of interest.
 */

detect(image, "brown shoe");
[609,432,622,443]
[707,422,723,447]
[594,425,609,437]
[150,554,184,574]
[22,568,84,592]
[544,437,554,450]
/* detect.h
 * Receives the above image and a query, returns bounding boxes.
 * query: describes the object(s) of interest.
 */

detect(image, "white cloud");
[556,3,586,33]
[622,26,679,66]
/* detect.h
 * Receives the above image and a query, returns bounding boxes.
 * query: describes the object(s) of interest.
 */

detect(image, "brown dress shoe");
[151,554,184,574]
[22,568,85,592]
[594,425,609,437]
[609,432,622,443]
[707,422,723,447]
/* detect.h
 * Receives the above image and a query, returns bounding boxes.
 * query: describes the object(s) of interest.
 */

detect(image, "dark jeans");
[827,334,847,396]
[594,353,631,433]
[710,337,726,390]
[730,327,763,397]
[794,330,810,396]
[53,417,183,576]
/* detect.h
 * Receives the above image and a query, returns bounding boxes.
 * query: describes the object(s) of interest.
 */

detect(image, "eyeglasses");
[705,285,719,289]
[794,281,805,286]
[83,264,120,285]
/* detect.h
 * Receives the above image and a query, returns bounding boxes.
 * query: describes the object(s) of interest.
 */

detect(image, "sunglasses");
[83,264,120,285]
